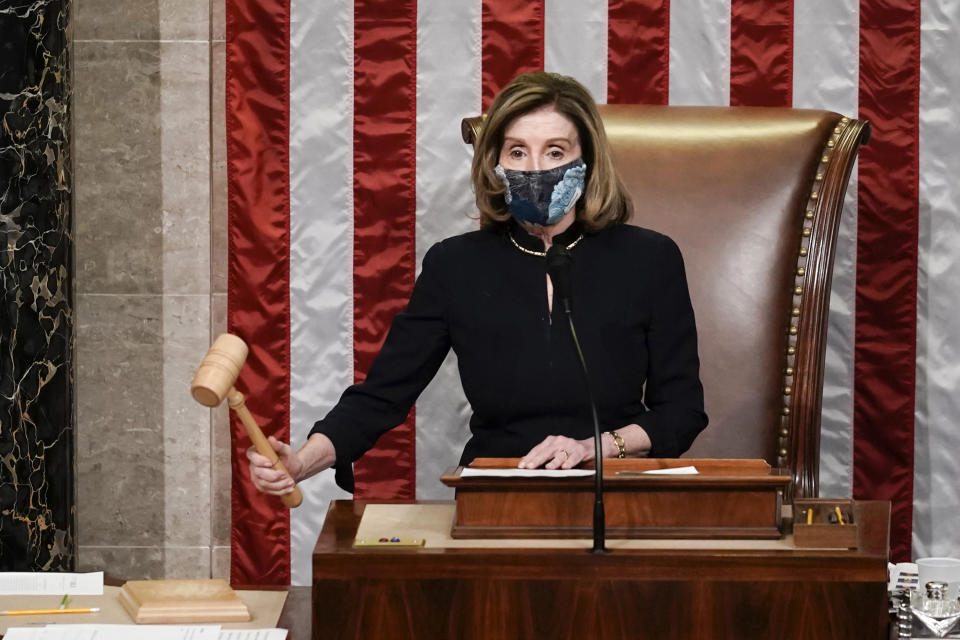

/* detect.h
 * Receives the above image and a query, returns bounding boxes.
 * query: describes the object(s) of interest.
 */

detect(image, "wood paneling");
[312,500,891,640]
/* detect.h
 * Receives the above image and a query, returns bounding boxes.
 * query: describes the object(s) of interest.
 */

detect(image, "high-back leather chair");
[463,106,869,498]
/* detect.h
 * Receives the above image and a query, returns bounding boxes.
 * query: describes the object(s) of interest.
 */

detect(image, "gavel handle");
[228,387,304,508]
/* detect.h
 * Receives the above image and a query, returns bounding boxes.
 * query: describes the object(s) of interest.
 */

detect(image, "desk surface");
[311,499,891,640]
[274,585,311,640]
[0,585,312,640]
[316,499,889,577]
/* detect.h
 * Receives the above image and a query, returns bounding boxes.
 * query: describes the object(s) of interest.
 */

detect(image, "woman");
[248,72,707,497]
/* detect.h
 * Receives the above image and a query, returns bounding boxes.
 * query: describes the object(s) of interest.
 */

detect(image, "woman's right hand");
[247,436,301,496]
[246,432,337,496]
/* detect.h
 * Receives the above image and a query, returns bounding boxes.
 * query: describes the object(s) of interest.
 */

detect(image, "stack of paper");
[0,572,104,596]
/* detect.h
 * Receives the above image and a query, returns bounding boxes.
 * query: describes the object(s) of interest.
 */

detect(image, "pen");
[834,506,845,525]
[59,594,71,609]
[0,607,101,616]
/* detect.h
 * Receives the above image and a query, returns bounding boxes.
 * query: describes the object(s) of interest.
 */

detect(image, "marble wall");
[73,0,229,578]
[0,0,75,571]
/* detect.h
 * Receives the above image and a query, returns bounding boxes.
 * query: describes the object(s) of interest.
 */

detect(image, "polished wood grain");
[312,500,891,640]
[442,459,790,539]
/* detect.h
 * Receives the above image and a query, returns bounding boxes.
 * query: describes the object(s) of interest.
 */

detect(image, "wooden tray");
[792,498,858,549]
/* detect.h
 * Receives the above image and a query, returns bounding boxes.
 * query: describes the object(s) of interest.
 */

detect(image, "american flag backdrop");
[224,0,960,585]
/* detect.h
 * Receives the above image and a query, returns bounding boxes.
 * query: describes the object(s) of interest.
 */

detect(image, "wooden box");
[440,458,791,539]
[792,498,858,549]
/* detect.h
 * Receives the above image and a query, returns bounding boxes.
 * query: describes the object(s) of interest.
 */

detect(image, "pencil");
[834,506,845,525]
[0,607,100,616]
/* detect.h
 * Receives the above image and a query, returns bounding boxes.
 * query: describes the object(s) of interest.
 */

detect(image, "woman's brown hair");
[471,72,632,232]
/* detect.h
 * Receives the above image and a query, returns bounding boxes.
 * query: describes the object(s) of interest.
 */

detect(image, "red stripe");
[729,0,794,106]
[481,0,545,110]
[225,0,291,584]
[607,0,670,105]
[351,1,419,500]
[854,0,920,563]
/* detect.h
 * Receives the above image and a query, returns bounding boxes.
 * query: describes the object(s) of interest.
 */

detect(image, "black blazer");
[311,221,708,493]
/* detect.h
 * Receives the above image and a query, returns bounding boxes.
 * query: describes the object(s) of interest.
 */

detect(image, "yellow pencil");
[0,607,100,616]
[834,506,845,525]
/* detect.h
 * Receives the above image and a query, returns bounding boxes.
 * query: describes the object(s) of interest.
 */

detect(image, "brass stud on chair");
[779,448,788,458]
[785,367,794,376]
[816,172,824,181]
[782,406,791,416]
[841,116,850,123]
[822,155,830,163]
[805,210,815,219]
[792,307,801,316]
[799,247,808,257]
[794,286,803,295]
[827,139,836,148]
[797,266,806,276]
[784,386,792,395]
[810,191,819,200]
[789,325,798,336]
[780,427,789,437]
[803,227,812,237]
[787,346,796,355]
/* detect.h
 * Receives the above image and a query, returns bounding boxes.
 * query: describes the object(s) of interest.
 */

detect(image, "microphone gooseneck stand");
[546,244,607,554]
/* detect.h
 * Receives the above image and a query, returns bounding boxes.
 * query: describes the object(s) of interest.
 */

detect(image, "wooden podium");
[311,460,890,640]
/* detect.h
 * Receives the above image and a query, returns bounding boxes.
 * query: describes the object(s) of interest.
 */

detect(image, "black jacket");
[310,221,708,493]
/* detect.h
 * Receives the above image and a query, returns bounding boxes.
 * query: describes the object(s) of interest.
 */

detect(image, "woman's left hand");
[519,434,599,470]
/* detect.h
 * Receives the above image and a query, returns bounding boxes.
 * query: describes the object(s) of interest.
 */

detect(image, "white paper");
[20,625,286,640]
[5,630,98,640]
[0,572,104,596]
[40,624,221,639]
[2,630,50,640]
[219,630,288,640]
[460,468,595,478]
[641,466,700,475]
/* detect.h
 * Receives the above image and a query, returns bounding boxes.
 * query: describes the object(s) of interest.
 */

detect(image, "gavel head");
[191,333,249,407]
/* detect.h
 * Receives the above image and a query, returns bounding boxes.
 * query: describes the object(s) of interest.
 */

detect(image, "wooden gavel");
[191,333,303,508]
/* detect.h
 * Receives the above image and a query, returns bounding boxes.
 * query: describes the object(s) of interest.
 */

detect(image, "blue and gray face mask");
[494,158,586,227]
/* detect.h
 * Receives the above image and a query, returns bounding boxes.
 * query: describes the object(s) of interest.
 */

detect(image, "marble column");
[0,0,75,570]
[72,0,224,579]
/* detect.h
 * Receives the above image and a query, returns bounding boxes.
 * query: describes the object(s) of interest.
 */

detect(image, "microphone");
[546,244,573,314]
[545,243,607,554]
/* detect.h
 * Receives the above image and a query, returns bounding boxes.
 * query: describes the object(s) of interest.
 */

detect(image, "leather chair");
[463,106,870,499]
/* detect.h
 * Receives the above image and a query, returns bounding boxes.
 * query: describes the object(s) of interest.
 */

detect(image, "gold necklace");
[509,233,584,257]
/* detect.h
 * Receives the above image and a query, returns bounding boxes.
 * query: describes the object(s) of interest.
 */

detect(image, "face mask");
[494,158,586,227]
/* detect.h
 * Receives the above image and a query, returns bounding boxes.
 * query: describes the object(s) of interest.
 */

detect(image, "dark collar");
[509,219,584,254]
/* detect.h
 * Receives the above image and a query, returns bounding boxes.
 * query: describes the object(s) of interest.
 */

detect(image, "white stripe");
[413,0,480,499]
[288,0,354,585]
[668,0,730,106]
[793,0,859,499]
[914,0,960,559]
[545,0,608,104]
